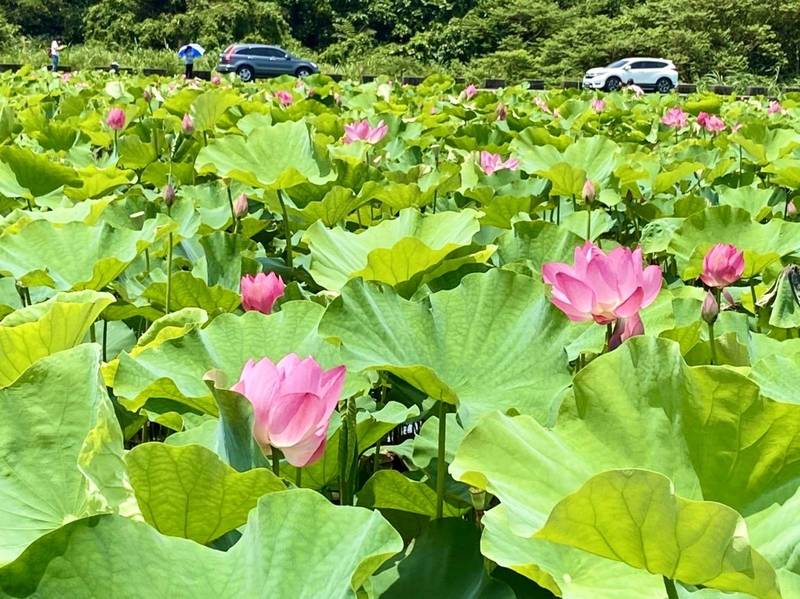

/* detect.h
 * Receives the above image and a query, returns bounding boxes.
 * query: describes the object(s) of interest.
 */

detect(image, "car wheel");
[655,77,673,93]
[604,76,622,92]
[295,67,312,77]
[236,65,255,82]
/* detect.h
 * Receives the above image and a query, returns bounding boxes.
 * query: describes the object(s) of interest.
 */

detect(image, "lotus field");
[2,68,800,599]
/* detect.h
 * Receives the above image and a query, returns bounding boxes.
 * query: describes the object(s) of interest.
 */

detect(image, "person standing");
[50,39,65,72]
[183,49,194,78]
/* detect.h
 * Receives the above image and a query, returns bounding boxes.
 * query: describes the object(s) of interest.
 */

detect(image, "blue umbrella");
[177,44,205,59]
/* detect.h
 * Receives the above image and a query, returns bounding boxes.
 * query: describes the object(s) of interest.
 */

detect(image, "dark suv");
[216,45,319,81]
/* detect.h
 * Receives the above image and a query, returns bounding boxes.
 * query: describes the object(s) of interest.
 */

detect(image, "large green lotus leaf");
[0,290,114,388]
[668,206,800,278]
[0,218,170,290]
[64,166,135,201]
[716,186,774,219]
[126,442,284,544]
[0,197,114,235]
[373,518,515,599]
[451,342,800,595]
[0,345,133,566]
[0,145,82,199]
[304,207,482,292]
[749,345,800,405]
[195,120,335,189]
[142,271,242,315]
[356,470,465,518]
[479,504,664,599]
[319,269,583,426]
[496,220,585,272]
[746,486,800,595]
[292,186,369,227]
[511,135,619,185]
[0,489,403,599]
[536,469,779,599]
[191,88,241,132]
[731,125,799,165]
[111,301,366,414]
[762,158,800,188]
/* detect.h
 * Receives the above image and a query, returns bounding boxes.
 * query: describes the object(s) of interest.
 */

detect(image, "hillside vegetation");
[2,0,800,83]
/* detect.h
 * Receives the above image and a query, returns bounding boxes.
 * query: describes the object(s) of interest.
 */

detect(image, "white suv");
[582,58,678,93]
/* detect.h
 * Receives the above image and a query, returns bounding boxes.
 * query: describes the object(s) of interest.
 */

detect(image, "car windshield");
[606,60,628,68]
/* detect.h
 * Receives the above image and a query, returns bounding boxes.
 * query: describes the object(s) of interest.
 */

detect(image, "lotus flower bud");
[233,193,248,218]
[701,290,719,325]
[582,179,597,203]
[496,102,507,121]
[700,243,745,288]
[608,312,645,350]
[143,88,153,102]
[181,113,195,135]
[211,74,221,85]
[106,107,126,131]
[590,98,605,113]
[163,183,176,207]
[240,272,285,314]
[463,84,477,100]
[231,354,346,467]
[788,199,797,218]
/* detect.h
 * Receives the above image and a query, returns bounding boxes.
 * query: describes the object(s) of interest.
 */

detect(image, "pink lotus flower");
[768,100,783,115]
[275,90,293,106]
[704,115,726,133]
[233,193,249,218]
[628,84,644,97]
[662,107,688,129]
[696,112,710,128]
[480,151,519,175]
[60,72,73,83]
[343,119,388,144]
[534,96,551,114]
[542,242,662,324]
[700,243,744,288]
[106,108,126,131]
[701,290,719,325]
[591,98,606,113]
[232,354,346,467]
[181,113,195,134]
[463,84,477,100]
[241,272,286,314]
[211,75,221,85]
[608,312,644,349]
[582,179,596,203]
[730,122,743,134]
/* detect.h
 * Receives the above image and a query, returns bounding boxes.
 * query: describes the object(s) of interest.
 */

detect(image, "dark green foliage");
[2,0,800,81]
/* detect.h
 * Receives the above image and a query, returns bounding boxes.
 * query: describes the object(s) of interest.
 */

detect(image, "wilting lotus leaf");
[536,469,779,599]
[0,489,402,599]
[0,290,113,387]
[195,120,335,189]
[451,337,800,597]
[0,346,133,566]
[356,470,465,518]
[304,207,486,293]
[126,442,284,544]
[767,266,800,328]
[668,206,800,278]
[111,301,367,414]
[320,269,585,426]
[0,217,171,290]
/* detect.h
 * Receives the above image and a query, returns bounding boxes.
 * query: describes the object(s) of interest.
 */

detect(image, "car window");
[250,47,286,58]
[607,60,628,68]
[645,61,667,69]
[629,61,649,69]
[234,47,250,55]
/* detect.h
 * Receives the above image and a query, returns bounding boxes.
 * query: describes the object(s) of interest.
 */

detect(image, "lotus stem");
[295,467,302,488]
[102,319,108,362]
[707,320,718,364]
[339,395,358,505]
[113,130,118,157]
[226,185,237,232]
[90,322,96,343]
[738,145,743,186]
[23,286,31,307]
[586,205,592,241]
[144,248,150,273]
[373,381,387,475]
[663,577,679,599]
[271,449,280,476]
[278,190,294,270]
[435,400,447,519]
[603,322,613,353]
[556,197,561,224]
[165,231,174,314]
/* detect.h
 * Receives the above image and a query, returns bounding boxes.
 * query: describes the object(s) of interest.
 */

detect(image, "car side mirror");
[284,54,290,60]
[623,65,631,71]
